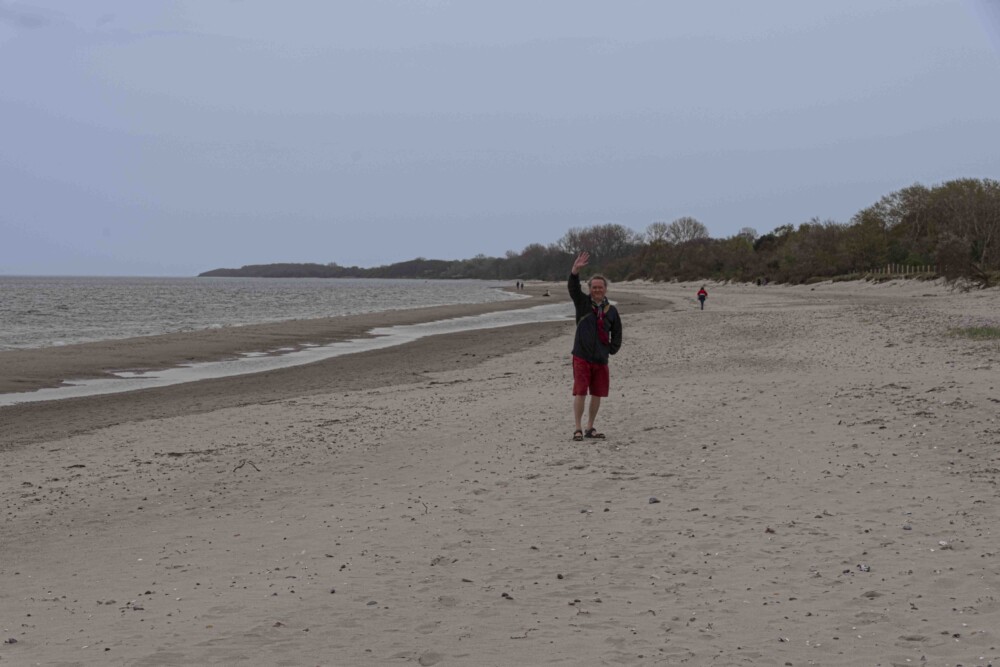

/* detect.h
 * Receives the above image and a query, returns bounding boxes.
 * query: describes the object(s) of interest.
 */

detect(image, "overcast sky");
[2,0,999,276]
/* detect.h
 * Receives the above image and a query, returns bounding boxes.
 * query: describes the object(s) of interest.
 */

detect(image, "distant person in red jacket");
[697,286,708,310]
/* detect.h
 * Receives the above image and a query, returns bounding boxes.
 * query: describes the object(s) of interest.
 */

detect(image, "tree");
[502,243,571,280]
[560,227,586,256]
[871,183,934,265]
[560,224,641,262]
[773,223,795,238]
[846,207,889,271]
[664,217,709,245]
[929,178,1000,286]
[717,235,755,281]
[646,221,670,244]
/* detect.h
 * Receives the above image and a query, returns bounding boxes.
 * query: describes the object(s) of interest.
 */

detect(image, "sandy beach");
[1,279,998,666]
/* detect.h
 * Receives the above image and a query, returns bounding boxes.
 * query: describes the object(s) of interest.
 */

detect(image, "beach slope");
[1,280,998,665]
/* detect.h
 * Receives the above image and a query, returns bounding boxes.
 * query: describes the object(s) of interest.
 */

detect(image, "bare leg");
[574,394,586,432]
[587,396,602,430]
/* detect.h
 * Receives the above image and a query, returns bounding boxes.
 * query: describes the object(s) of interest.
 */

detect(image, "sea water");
[0,276,527,350]
[0,276,574,406]
[0,303,573,406]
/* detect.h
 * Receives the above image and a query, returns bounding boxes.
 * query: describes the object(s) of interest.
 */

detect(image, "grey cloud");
[0,1,53,28]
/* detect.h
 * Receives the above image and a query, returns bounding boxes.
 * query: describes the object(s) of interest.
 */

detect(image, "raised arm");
[568,251,589,305]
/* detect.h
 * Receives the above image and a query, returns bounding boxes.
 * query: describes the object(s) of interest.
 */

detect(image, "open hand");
[571,251,590,274]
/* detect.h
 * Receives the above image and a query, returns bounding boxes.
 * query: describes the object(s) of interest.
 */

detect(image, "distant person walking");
[568,252,622,441]
[697,285,708,310]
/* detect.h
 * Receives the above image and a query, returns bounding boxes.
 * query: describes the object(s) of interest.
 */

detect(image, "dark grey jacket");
[568,273,622,364]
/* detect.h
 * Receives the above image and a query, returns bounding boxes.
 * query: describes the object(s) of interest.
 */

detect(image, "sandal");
[572,430,584,442]
[584,428,605,439]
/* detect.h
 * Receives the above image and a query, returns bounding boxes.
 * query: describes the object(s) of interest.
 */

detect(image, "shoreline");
[0,276,528,352]
[0,284,665,450]
[1,279,999,664]
[0,285,544,395]
[0,302,577,408]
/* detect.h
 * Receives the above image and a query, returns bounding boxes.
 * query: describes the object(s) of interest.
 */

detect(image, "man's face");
[589,278,607,302]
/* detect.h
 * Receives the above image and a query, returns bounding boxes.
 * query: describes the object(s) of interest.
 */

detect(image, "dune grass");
[953,325,1000,340]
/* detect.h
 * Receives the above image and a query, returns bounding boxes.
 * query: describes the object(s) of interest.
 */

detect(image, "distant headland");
[198,258,501,280]
[199,178,1000,288]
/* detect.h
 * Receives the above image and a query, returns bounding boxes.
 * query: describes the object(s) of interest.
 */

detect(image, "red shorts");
[572,355,609,397]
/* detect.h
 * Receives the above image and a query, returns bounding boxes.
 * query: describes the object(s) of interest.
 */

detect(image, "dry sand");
[1,279,998,666]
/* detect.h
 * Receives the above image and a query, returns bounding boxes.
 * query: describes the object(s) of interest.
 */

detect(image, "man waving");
[568,252,623,441]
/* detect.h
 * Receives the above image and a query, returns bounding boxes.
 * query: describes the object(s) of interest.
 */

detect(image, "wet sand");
[0,288,660,451]
[0,288,558,395]
[1,279,998,665]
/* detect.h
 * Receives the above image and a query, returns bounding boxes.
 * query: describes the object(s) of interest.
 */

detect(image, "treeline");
[200,178,1000,287]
